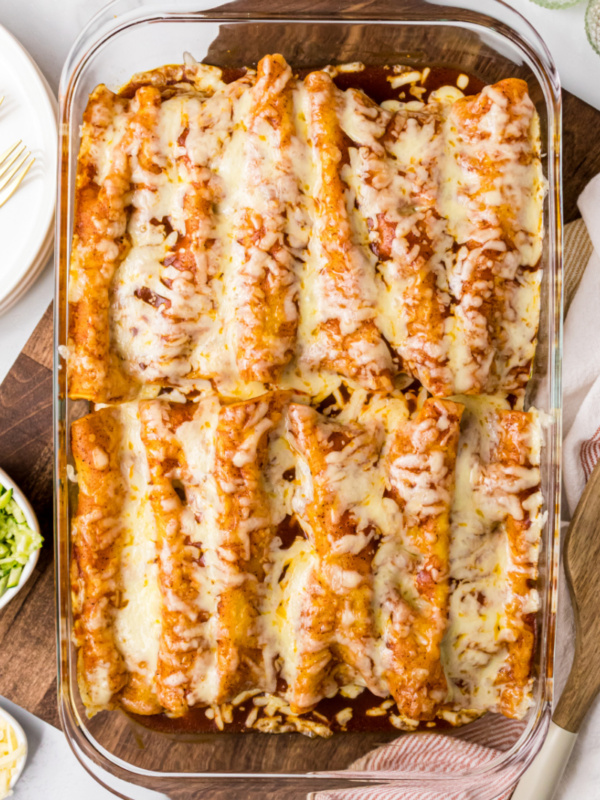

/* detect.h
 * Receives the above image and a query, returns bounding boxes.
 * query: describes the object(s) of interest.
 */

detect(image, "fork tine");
[0,152,29,192]
[0,142,25,180]
[0,156,34,208]
[0,140,21,166]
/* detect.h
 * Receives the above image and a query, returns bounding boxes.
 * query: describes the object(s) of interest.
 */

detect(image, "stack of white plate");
[0,25,57,314]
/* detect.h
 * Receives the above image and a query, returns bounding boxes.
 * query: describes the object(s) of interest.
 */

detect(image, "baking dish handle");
[512,721,577,800]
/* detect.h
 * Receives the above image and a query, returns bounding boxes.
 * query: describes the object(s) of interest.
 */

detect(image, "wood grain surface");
[0,81,598,795]
[554,457,600,733]
[0,304,57,726]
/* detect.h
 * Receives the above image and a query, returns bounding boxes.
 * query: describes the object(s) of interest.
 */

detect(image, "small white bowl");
[0,705,28,792]
[0,467,41,611]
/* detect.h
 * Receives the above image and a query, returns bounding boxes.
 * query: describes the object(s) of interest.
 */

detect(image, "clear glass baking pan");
[54,0,562,797]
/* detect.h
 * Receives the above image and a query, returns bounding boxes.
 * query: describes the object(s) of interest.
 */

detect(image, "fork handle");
[511,722,578,800]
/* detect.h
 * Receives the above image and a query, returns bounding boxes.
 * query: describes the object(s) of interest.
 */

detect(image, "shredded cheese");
[0,715,25,799]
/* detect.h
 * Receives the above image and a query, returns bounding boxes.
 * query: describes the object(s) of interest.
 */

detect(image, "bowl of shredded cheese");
[0,707,27,798]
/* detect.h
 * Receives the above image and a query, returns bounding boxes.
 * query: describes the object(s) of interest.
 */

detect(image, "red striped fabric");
[312,717,535,800]
[580,423,600,481]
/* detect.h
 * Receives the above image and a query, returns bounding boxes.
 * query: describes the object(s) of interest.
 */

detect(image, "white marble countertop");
[0,1,598,798]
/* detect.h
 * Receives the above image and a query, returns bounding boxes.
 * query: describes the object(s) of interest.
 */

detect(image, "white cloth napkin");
[563,175,600,517]
[552,175,600,799]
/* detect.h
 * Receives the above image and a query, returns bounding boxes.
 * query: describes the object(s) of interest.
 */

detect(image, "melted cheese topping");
[70,58,546,735]
[72,60,544,402]
[73,390,543,728]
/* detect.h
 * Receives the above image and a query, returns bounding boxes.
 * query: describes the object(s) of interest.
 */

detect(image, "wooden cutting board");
[0,304,56,724]
[0,89,599,734]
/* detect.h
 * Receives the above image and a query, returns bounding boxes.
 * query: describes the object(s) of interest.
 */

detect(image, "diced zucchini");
[6,499,25,524]
[0,481,43,597]
[7,565,22,589]
[0,488,12,510]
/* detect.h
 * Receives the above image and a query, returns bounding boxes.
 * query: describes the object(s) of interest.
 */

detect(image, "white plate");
[0,226,53,314]
[0,467,41,611]
[0,705,28,791]
[0,25,57,313]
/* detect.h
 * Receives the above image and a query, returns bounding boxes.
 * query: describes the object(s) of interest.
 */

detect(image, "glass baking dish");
[53,0,563,797]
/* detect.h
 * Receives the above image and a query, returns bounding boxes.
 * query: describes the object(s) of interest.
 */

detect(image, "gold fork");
[0,140,35,208]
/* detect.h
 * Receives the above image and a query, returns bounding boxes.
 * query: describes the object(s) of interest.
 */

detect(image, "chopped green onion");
[0,488,12,511]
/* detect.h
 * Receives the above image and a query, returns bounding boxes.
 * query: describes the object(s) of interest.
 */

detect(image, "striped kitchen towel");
[312,716,531,800]
[311,177,600,800]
